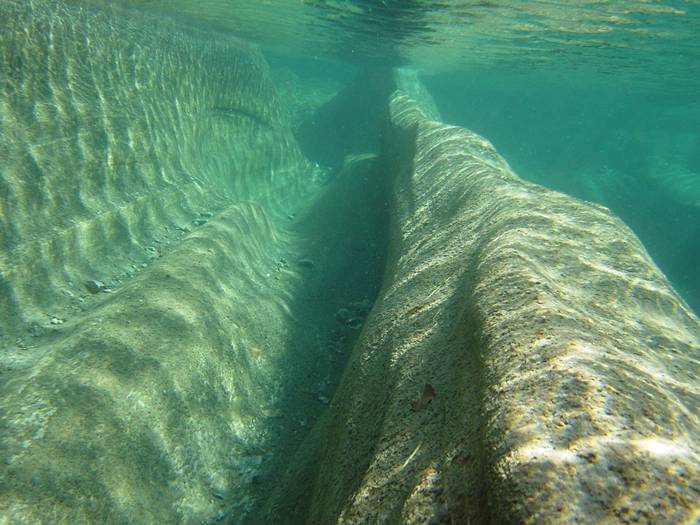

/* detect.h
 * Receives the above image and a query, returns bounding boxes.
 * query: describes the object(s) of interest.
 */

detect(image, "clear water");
[98,0,700,312]
[1,1,699,523]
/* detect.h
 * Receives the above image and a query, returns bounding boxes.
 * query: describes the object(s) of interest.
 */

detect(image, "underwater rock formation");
[2,1,699,524]
[295,67,397,170]
[0,0,312,341]
[261,93,700,523]
[0,1,316,523]
[0,203,301,523]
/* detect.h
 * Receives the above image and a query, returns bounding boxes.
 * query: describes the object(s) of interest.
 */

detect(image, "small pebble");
[192,218,208,226]
[85,280,106,294]
[50,318,63,325]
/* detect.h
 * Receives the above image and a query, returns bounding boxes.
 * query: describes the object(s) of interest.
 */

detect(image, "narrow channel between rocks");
[2,4,700,524]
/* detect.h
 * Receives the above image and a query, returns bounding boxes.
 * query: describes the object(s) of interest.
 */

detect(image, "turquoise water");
[1,1,700,524]
[250,0,700,313]
[117,0,700,312]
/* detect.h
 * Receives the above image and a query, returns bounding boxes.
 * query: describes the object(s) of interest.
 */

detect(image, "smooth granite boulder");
[261,92,700,524]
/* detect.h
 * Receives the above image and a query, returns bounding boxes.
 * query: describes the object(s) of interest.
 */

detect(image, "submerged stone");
[84,280,106,294]
[259,91,700,525]
[335,308,352,324]
[0,1,315,523]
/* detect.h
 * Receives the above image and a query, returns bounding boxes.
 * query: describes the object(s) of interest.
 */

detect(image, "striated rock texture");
[0,0,311,339]
[0,203,302,524]
[263,92,700,524]
[0,1,319,523]
[2,2,699,521]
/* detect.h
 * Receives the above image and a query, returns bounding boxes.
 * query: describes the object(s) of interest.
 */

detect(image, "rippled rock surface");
[1,1,699,524]
[262,92,700,524]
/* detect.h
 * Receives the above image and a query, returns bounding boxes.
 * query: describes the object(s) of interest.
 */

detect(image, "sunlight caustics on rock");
[1,1,699,524]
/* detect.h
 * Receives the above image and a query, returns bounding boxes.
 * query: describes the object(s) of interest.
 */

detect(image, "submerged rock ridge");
[0,1,323,523]
[0,203,303,523]
[263,92,700,524]
[1,1,699,522]
[0,0,311,340]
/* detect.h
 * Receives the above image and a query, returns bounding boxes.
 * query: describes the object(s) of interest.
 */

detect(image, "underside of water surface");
[0,1,699,524]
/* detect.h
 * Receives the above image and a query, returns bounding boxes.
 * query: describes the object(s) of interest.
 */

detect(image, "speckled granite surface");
[262,92,700,524]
